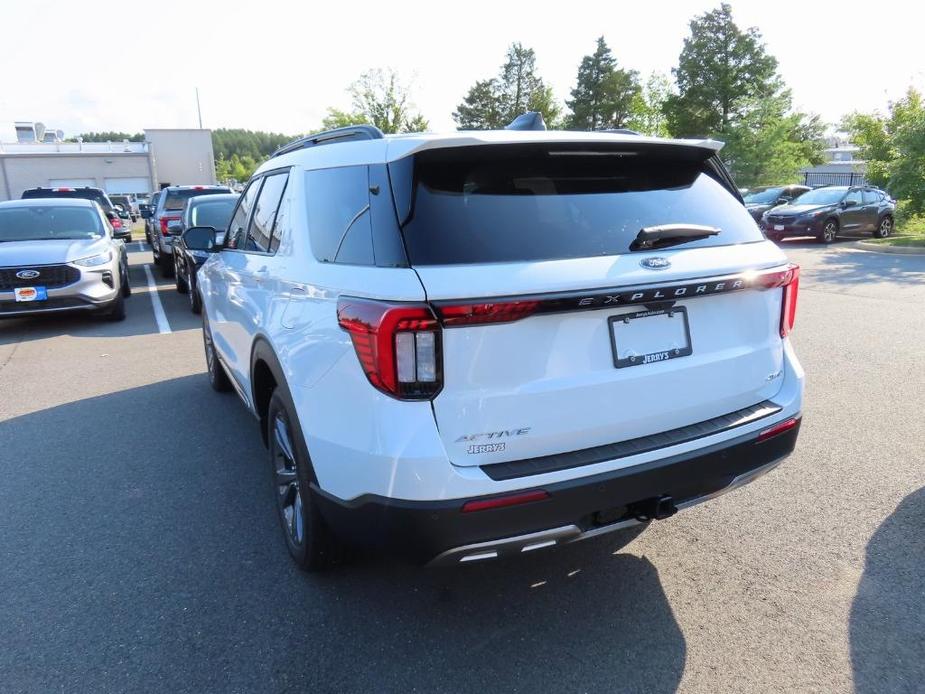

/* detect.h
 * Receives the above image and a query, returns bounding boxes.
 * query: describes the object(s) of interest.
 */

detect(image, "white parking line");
[142,264,172,334]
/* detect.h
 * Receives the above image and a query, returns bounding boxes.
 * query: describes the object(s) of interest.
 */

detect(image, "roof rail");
[271,124,385,159]
[505,111,546,131]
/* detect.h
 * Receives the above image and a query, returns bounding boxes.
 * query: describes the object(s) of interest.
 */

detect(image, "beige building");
[0,125,216,201]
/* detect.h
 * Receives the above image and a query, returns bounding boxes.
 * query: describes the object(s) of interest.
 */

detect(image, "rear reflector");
[757,417,799,442]
[437,300,540,326]
[461,490,549,513]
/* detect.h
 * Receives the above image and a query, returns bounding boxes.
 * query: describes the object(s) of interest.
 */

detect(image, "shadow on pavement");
[806,242,925,287]
[850,487,925,693]
[0,376,686,693]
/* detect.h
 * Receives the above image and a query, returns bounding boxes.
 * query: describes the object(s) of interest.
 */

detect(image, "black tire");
[189,281,202,314]
[158,249,174,278]
[202,314,231,392]
[817,219,838,244]
[874,215,893,239]
[105,293,126,321]
[120,264,132,297]
[267,389,341,570]
[174,256,188,294]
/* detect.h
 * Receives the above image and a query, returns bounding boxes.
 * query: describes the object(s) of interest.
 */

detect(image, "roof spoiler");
[271,124,385,159]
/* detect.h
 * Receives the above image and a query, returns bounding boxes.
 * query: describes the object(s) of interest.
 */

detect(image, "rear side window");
[190,198,237,230]
[395,144,764,265]
[164,188,231,211]
[304,166,372,265]
[247,173,288,253]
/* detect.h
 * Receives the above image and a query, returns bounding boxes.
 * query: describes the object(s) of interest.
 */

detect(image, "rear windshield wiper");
[630,224,721,251]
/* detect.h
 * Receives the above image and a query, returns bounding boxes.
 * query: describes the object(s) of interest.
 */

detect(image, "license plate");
[14,286,47,302]
[774,224,785,231]
[609,307,692,369]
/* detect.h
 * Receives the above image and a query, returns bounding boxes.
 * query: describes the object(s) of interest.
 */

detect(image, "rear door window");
[247,173,288,253]
[164,187,231,211]
[394,143,763,266]
[225,181,261,250]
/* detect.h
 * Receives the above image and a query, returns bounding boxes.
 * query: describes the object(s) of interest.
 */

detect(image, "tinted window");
[164,187,231,211]
[304,166,372,264]
[862,190,880,204]
[0,205,104,241]
[743,187,784,204]
[190,198,237,230]
[226,181,260,249]
[248,173,288,253]
[845,189,863,206]
[397,144,762,266]
[22,188,112,210]
[792,188,847,205]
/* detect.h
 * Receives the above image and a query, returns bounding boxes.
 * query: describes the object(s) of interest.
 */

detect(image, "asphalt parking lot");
[1,235,923,693]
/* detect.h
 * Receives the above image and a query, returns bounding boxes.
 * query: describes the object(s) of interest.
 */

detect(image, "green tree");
[323,69,428,134]
[453,43,561,129]
[566,37,640,130]
[664,3,782,138]
[845,88,925,211]
[626,72,673,137]
[664,3,823,185]
[211,129,293,161]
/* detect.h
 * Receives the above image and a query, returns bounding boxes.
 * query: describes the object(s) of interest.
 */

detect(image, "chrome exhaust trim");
[428,456,786,567]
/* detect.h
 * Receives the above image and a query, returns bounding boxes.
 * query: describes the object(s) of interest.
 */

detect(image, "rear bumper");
[312,420,800,564]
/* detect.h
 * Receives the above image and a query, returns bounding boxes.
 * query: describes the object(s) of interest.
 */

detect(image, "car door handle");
[254,267,269,283]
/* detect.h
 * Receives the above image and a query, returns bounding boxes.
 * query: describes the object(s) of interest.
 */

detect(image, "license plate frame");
[14,286,48,302]
[608,307,693,369]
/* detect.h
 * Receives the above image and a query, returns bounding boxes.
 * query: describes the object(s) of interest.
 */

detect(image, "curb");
[854,240,925,256]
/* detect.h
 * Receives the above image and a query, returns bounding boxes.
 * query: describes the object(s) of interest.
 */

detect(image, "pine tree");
[566,37,640,130]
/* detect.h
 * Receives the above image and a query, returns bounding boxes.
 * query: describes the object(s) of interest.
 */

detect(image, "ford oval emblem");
[640,257,671,271]
[16,269,41,280]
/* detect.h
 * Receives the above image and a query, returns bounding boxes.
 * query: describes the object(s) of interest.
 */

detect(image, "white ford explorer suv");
[186,117,804,569]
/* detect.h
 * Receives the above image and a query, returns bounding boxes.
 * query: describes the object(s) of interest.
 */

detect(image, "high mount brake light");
[337,298,442,400]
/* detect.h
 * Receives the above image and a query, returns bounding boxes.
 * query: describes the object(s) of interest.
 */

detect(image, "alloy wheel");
[824,222,837,243]
[880,218,892,238]
[272,415,304,546]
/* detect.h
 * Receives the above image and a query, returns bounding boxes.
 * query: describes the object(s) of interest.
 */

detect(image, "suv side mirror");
[842,199,858,208]
[183,226,217,252]
[777,196,791,204]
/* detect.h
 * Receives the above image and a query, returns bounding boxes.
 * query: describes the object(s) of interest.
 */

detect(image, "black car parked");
[762,186,896,244]
[171,193,238,313]
[743,185,810,223]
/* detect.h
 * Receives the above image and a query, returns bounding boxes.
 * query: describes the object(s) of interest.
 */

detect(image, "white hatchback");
[187,121,804,569]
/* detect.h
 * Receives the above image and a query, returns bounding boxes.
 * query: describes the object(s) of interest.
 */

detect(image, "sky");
[1,0,923,140]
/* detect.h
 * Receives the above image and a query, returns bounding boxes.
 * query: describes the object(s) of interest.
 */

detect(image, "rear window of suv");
[22,188,113,211]
[164,188,231,211]
[393,143,764,265]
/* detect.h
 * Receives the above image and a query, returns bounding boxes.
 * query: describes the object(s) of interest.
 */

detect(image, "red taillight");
[160,216,179,236]
[53,187,74,192]
[111,217,123,229]
[757,417,799,442]
[436,300,540,326]
[461,490,550,513]
[337,297,442,400]
[756,263,799,337]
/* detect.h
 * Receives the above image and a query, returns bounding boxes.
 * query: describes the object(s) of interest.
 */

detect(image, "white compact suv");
[186,119,804,569]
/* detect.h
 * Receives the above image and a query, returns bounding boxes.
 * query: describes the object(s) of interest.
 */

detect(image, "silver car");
[0,198,131,320]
